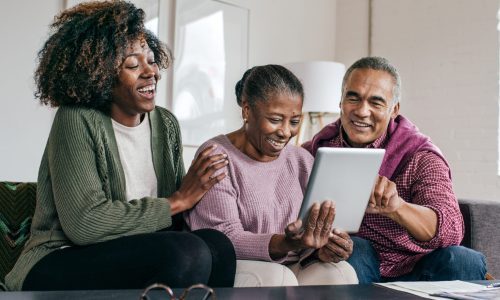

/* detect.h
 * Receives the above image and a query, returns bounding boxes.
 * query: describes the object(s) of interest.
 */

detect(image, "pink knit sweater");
[184,135,313,262]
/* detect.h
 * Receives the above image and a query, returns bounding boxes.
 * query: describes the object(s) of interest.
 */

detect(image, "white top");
[112,117,158,201]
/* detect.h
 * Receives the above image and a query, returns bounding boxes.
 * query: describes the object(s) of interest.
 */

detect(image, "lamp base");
[294,112,338,145]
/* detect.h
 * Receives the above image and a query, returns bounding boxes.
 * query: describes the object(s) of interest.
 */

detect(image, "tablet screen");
[298,147,385,233]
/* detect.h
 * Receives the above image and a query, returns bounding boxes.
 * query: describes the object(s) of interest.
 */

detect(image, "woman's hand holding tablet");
[269,201,335,260]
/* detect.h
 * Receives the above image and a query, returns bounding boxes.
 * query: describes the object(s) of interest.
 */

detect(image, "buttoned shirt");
[332,129,464,277]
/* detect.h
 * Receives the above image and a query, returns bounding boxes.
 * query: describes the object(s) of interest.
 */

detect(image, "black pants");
[23,229,236,290]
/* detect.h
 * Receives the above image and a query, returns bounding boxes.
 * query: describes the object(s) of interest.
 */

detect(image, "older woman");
[185,65,358,286]
[6,1,235,291]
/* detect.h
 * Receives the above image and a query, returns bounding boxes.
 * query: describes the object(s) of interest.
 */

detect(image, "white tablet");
[298,147,385,233]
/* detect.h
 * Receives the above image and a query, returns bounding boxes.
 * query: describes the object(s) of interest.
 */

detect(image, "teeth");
[353,121,370,127]
[266,138,285,147]
[138,85,155,93]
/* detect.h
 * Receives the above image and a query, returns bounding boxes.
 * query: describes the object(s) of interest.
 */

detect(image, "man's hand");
[366,175,438,241]
[317,229,353,263]
[366,175,405,217]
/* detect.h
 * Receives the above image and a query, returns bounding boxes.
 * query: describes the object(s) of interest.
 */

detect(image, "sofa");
[0,181,498,290]
[458,198,500,279]
[0,182,36,290]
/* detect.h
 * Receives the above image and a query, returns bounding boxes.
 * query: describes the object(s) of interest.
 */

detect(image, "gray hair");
[235,64,304,107]
[342,56,402,104]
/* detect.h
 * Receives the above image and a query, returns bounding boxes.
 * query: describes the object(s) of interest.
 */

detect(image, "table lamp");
[283,61,346,144]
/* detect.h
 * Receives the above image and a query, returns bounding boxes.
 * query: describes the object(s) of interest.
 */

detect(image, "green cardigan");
[6,106,185,290]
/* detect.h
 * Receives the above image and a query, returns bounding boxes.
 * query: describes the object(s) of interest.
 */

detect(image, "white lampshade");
[284,61,345,113]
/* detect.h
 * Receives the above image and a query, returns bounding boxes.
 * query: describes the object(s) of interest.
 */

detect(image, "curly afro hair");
[35,0,172,113]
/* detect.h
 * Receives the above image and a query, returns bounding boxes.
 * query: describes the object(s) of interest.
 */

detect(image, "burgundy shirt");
[303,115,464,277]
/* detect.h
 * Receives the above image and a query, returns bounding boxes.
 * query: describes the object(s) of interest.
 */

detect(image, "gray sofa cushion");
[459,199,500,278]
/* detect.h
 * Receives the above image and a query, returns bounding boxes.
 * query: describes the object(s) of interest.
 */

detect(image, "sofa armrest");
[458,198,500,278]
[0,182,37,289]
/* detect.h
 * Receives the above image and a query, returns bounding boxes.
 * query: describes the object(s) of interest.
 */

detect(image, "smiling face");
[111,38,160,126]
[340,68,400,147]
[242,93,303,162]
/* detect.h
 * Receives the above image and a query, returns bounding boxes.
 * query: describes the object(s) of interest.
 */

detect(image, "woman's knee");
[191,229,235,257]
[234,260,298,287]
[295,261,359,286]
[153,232,213,277]
[191,229,236,287]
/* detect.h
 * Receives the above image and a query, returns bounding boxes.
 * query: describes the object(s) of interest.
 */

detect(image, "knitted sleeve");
[48,107,172,245]
[158,108,185,189]
[184,143,280,262]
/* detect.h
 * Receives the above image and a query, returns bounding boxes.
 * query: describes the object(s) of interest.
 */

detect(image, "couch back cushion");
[458,203,472,248]
[0,182,36,288]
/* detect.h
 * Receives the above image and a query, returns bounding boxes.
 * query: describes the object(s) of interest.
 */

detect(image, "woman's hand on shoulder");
[168,144,228,214]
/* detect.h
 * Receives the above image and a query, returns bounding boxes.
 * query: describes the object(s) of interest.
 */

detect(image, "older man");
[302,56,487,283]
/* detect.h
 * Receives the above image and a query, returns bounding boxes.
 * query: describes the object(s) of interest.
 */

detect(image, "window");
[172,0,249,146]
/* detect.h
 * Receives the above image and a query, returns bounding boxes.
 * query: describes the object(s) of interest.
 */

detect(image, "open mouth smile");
[137,84,156,99]
[352,120,372,128]
[266,137,287,149]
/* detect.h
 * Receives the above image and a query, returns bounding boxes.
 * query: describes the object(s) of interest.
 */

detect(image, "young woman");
[6,1,235,291]
[185,65,358,286]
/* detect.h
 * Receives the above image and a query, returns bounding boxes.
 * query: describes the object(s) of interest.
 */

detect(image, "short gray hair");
[342,56,402,104]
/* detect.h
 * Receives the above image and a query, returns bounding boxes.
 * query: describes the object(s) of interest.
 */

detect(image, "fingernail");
[222,154,227,158]
[212,144,218,149]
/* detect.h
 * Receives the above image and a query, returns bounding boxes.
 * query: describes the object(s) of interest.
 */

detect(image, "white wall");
[336,0,500,201]
[223,0,337,66]
[0,1,61,182]
[182,0,339,166]
[335,0,370,66]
